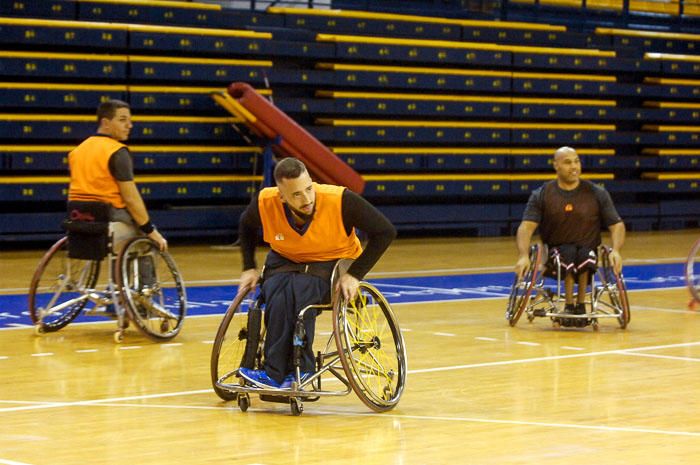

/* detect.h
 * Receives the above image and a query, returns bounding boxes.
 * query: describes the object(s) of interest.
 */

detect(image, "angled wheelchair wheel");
[210,286,262,401]
[117,237,186,341]
[597,247,630,329]
[505,244,542,327]
[28,236,100,332]
[333,282,407,412]
[686,238,700,303]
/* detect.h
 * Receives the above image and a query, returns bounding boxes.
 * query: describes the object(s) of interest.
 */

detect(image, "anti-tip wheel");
[290,398,303,416]
[238,394,250,412]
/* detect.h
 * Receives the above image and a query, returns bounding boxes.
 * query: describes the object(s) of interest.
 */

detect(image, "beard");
[288,203,315,223]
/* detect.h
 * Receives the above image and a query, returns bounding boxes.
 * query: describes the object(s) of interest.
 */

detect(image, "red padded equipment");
[227,82,365,193]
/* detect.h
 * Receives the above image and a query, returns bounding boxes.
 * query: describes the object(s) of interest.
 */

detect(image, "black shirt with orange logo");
[522,180,622,249]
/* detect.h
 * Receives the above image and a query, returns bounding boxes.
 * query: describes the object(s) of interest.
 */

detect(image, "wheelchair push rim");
[685,237,700,304]
[333,282,407,412]
[117,237,187,341]
[28,236,100,332]
[590,246,630,329]
[210,285,258,402]
[506,244,542,327]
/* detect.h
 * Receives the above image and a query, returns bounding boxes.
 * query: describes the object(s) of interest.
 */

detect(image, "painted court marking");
[3,339,699,412]
[1,340,699,440]
[0,459,36,465]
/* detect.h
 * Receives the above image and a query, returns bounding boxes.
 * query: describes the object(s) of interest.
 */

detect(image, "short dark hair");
[273,157,307,184]
[97,99,130,124]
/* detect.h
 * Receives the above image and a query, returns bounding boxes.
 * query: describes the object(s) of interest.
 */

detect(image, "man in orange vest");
[68,99,167,252]
[237,157,396,389]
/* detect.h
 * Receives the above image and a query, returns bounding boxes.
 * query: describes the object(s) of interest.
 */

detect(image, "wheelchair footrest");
[259,394,291,404]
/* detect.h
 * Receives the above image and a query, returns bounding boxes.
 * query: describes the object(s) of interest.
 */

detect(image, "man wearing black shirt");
[514,146,625,327]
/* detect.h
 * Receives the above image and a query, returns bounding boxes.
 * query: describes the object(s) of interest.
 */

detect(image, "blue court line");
[0,263,687,329]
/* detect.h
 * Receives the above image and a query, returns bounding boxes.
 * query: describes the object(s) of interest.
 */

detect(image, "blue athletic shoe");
[280,372,313,389]
[238,368,281,389]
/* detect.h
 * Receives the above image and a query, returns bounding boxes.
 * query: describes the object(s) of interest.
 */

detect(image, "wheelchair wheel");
[210,287,261,402]
[333,282,407,412]
[597,247,630,329]
[28,236,100,332]
[505,244,542,327]
[686,237,700,303]
[116,237,186,341]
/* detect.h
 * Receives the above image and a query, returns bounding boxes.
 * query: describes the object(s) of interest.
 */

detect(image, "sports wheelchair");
[210,259,407,416]
[28,202,186,343]
[686,236,700,307]
[506,244,630,330]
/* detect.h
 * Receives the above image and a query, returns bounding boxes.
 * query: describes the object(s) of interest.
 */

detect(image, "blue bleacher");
[1,0,700,242]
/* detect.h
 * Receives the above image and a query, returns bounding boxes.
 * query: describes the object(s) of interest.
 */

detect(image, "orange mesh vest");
[68,135,126,208]
[259,183,363,263]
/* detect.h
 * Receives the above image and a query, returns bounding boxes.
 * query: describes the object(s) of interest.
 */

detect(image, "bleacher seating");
[0,0,699,241]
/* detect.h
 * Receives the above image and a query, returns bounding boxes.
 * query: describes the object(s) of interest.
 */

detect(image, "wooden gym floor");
[0,229,699,465]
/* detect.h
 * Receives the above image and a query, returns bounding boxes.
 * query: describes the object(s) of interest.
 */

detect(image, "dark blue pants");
[261,265,331,384]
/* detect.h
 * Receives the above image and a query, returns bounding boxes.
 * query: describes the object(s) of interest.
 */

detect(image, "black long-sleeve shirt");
[239,189,396,280]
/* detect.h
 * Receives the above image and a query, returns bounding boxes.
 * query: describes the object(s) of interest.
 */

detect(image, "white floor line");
[632,304,696,314]
[0,458,36,465]
[34,400,700,439]
[409,340,700,374]
[0,284,693,334]
[433,332,456,337]
[0,255,690,294]
[324,411,700,438]
[5,340,700,415]
[560,346,585,351]
[373,281,508,297]
[0,389,212,413]
[620,352,700,363]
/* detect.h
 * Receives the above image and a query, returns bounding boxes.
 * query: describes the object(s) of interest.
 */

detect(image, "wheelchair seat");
[62,201,111,261]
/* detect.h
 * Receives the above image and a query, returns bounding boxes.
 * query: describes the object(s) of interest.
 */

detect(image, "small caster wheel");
[238,393,250,412]
[160,320,169,333]
[34,324,45,335]
[114,330,124,343]
[552,319,561,329]
[527,314,534,323]
[290,398,303,416]
[592,320,599,331]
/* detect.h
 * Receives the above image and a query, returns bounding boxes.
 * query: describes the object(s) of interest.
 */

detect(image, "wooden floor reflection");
[1,230,699,465]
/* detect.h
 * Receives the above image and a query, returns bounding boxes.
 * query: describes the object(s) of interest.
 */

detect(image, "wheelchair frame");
[506,243,630,330]
[28,231,187,343]
[210,260,407,416]
[685,236,700,306]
